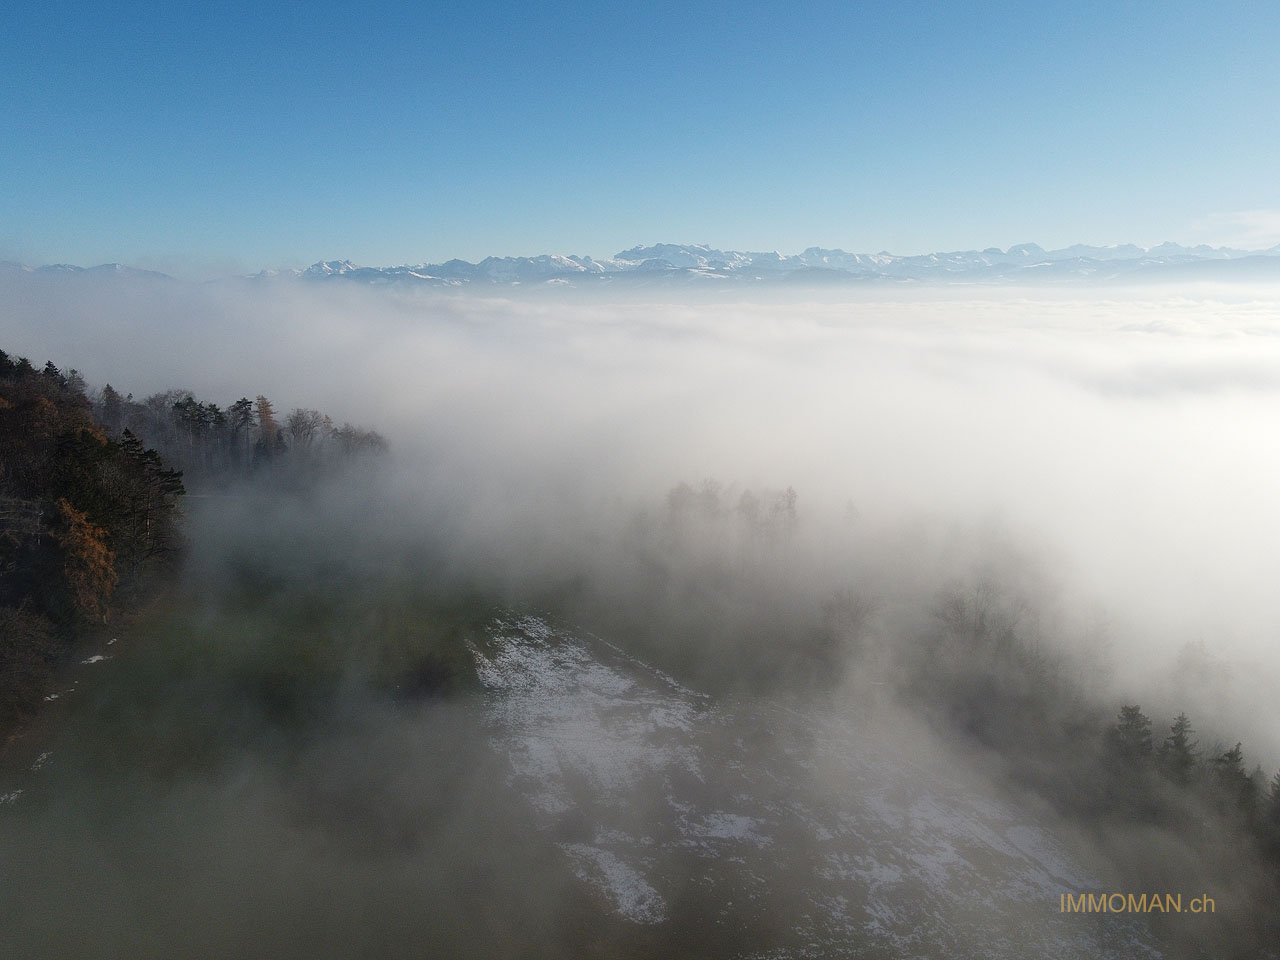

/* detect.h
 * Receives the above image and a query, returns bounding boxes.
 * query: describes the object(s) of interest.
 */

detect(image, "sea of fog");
[3,276,1279,761]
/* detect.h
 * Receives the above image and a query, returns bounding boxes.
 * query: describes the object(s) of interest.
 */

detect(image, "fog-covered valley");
[4,273,1280,957]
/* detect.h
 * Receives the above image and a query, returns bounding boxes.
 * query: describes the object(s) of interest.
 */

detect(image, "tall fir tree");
[1158,712,1199,785]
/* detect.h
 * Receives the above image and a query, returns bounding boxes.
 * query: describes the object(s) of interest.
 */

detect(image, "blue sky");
[2,0,1278,276]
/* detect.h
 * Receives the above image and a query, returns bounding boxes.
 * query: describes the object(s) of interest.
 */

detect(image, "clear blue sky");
[2,0,1278,276]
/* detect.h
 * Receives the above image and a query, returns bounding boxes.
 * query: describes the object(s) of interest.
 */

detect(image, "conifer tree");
[1158,712,1199,785]
[1266,770,1280,841]
[227,397,255,465]
[1109,704,1154,763]
[1212,742,1258,816]
[99,384,124,434]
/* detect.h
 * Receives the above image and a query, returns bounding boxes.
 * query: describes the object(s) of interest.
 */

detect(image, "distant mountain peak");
[9,241,1280,288]
[1007,242,1046,257]
[303,259,358,277]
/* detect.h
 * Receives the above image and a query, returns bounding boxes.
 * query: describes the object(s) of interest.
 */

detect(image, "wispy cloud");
[1191,209,1280,250]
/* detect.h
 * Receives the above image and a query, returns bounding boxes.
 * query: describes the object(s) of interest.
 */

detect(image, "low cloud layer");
[4,275,1280,752]
[6,273,1280,956]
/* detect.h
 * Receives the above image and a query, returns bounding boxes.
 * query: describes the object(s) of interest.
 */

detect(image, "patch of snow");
[682,811,771,847]
[561,843,667,923]
[470,614,1162,958]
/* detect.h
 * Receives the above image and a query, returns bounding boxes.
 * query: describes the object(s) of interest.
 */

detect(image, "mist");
[4,271,1280,956]
[6,276,1279,679]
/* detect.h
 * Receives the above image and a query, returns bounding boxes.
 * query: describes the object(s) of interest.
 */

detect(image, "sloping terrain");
[472,614,1162,958]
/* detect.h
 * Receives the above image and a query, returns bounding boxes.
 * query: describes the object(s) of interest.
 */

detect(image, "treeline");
[894,578,1280,954]
[901,579,1280,842]
[1105,705,1280,859]
[93,384,386,488]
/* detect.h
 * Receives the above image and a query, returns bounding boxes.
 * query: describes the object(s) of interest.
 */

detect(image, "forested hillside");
[0,347,386,736]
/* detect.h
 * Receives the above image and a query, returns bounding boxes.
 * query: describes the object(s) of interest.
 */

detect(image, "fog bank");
[3,275,1279,755]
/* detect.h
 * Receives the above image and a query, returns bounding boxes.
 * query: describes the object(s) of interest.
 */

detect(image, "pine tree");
[227,398,255,466]
[111,430,185,572]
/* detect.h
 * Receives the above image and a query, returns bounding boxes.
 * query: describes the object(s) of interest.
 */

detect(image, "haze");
[4,275,1278,755]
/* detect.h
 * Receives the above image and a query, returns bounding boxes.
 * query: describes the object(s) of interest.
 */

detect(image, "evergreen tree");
[1158,712,1199,785]
[1109,704,1154,763]
[1212,742,1258,817]
[173,396,204,450]
[110,430,185,572]
[1265,771,1280,855]
[227,397,255,465]
[64,368,86,397]
[41,361,65,387]
[99,384,124,434]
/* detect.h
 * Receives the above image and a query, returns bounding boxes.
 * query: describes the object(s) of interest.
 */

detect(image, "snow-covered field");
[472,614,1162,958]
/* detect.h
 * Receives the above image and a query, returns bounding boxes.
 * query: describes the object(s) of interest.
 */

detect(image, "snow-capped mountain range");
[278,241,1280,286]
[6,241,1280,287]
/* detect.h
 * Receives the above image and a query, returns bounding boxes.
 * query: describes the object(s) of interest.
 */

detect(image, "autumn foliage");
[1,350,183,730]
[55,498,118,621]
